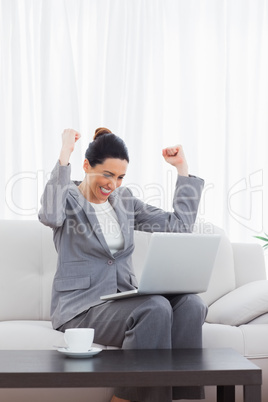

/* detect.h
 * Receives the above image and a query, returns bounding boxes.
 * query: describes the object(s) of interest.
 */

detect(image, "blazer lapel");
[108,192,130,252]
[69,183,113,256]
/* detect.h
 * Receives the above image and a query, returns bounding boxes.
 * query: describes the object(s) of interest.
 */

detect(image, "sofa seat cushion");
[239,324,268,358]
[0,321,65,350]
[206,280,268,325]
[203,322,268,358]
[2,320,268,362]
[0,321,119,351]
[202,323,245,355]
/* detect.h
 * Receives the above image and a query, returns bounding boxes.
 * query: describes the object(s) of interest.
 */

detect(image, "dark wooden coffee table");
[0,348,261,402]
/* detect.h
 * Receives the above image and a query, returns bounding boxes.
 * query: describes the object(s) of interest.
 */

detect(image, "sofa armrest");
[232,243,266,287]
[206,280,268,326]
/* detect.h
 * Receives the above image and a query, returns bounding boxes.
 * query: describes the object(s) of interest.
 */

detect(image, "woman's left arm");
[132,145,204,233]
[162,144,189,177]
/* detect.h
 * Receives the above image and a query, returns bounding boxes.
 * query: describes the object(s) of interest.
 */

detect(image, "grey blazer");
[38,161,204,329]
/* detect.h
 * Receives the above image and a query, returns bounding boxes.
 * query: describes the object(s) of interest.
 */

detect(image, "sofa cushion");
[0,221,57,321]
[0,321,63,350]
[206,280,268,325]
[232,243,267,286]
[202,322,268,359]
[202,323,244,355]
[248,312,268,324]
[0,320,118,352]
[198,231,236,306]
[239,324,268,358]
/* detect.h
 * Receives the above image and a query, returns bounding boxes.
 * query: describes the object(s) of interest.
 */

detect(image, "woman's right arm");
[59,128,81,166]
[38,129,81,228]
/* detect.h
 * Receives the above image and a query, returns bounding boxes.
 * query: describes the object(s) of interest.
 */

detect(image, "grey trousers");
[58,294,208,401]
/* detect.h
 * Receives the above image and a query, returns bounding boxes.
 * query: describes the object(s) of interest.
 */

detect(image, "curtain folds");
[0,0,267,242]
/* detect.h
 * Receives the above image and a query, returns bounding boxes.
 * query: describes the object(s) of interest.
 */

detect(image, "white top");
[90,200,124,255]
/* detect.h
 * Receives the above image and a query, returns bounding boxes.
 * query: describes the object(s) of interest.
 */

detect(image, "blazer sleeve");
[131,174,204,233]
[38,161,71,228]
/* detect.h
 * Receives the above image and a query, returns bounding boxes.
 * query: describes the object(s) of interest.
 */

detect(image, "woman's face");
[84,158,128,203]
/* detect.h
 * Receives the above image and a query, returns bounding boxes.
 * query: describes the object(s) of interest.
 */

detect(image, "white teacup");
[64,328,95,352]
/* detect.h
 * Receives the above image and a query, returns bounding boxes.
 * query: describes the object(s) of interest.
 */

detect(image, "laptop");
[100,232,221,301]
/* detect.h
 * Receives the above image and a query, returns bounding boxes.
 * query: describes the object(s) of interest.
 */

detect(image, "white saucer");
[57,347,102,358]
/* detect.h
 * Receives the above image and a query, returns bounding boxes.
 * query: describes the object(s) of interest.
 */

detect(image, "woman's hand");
[59,129,81,166]
[162,145,189,176]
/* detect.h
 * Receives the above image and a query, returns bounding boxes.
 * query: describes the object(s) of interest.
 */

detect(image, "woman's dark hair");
[85,127,129,167]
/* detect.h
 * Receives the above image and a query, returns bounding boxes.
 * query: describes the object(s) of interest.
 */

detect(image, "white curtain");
[1,0,268,243]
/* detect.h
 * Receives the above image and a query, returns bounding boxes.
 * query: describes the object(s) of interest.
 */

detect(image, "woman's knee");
[145,295,173,319]
[172,294,208,321]
[188,294,208,319]
[131,295,173,327]
[124,295,173,348]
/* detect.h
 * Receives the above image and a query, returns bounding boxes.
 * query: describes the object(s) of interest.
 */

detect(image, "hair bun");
[93,127,112,140]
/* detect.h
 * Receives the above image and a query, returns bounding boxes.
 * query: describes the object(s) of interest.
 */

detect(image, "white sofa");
[0,219,268,402]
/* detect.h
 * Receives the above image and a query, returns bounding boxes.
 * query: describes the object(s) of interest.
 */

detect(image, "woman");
[39,128,207,402]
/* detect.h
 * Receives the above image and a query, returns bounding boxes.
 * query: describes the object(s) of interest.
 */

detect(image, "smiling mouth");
[100,187,111,195]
